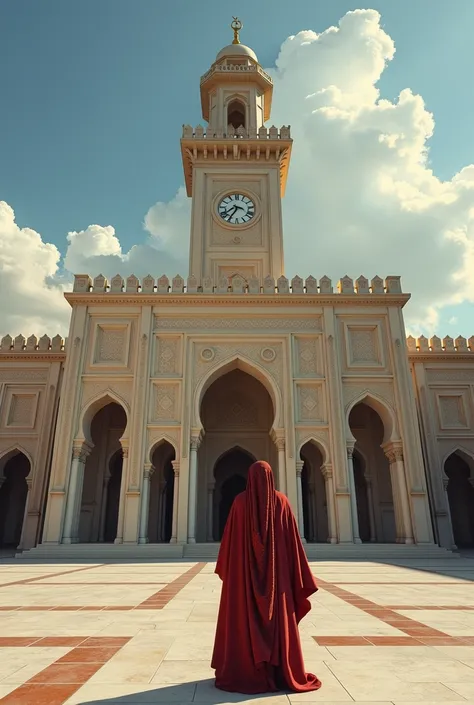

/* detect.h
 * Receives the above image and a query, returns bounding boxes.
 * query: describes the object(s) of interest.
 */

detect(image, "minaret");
[181,18,292,284]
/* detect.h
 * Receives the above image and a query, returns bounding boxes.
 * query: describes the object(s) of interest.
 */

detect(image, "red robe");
[211,461,321,694]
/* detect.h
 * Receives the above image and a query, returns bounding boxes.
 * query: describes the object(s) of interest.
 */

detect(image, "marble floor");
[0,556,474,703]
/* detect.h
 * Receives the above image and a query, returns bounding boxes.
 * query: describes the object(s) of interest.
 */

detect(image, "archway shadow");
[77,678,289,704]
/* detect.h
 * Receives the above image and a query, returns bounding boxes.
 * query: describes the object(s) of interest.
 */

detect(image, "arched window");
[227,99,246,130]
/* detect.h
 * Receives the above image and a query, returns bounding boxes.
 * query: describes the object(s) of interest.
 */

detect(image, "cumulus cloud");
[3,8,474,336]
[0,202,70,336]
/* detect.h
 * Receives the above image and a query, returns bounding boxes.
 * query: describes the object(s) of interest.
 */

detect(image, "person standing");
[211,460,322,694]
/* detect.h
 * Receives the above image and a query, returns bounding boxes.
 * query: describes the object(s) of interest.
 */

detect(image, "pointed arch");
[78,389,130,443]
[194,354,282,430]
[148,435,178,464]
[442,446,474,478]
[0,445,34,474]
[297,436,329,466]
[213,444,256,474]
[345,390,398,444]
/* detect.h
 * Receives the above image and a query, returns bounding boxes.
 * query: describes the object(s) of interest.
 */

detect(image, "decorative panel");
[295,383,326,424]
[92,324,131,368]
[436,392,470,431]
[5,391,38,428]
[151,382,181,423]
[345,324,383,368]
[294,336,322,377]
[154,336,182,377]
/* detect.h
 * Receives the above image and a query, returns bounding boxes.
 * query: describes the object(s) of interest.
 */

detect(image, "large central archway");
[197,367,276,542]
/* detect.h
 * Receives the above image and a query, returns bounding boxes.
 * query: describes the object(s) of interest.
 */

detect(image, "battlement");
[71,273,403,296]
[181,124,290,140]
[0,334,66,354]
[407,335,474,355]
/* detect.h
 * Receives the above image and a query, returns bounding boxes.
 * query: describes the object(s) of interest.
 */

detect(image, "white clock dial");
[217,194,255,225]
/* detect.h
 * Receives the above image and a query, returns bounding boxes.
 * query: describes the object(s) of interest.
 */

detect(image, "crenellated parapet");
[200,62,273,88]
[407,335,474,358]
[182,124,290,140]
[68,274,408,301]
[0,334,66,357]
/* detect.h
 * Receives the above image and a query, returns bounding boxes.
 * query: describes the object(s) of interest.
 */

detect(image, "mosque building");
[1,21,473,559]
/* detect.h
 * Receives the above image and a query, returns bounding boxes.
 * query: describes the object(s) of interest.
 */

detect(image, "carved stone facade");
[1,32,474,557]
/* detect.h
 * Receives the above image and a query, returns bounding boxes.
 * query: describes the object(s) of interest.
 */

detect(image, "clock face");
[217,194,255,225]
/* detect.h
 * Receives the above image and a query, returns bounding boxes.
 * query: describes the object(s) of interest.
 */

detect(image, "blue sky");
[1,0,474,336]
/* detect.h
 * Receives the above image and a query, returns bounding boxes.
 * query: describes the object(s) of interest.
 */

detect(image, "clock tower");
[181,19,292,285]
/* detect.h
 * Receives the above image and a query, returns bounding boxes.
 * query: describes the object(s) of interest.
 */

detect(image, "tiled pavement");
[1,558,474,703]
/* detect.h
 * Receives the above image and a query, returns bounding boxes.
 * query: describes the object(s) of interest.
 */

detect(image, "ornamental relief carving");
[438,394,468,429]
[297,385,325,423]
[95,325,128,365]
[6,394,37,428]
[349,327,379,364]
[154,317,322,331]
[295,427,330,458]
[211,225,262,247]
[427,369,474,383]
[342,382,395,412]
[295,337,321,376]
[147,427,180,458]
[80,381,132,411]
[193,342,283,389]
[152,383,180,422]
[0,370,48,383]
[155,336,181,376]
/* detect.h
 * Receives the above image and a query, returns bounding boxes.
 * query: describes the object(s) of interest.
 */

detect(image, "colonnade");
[58,427,416,546]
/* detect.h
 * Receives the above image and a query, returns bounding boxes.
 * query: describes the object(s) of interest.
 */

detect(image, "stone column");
[99,470,111,542]
[321,463,338,544]
[207,482,215,542]
[17,478,33,551]
[295,461,305,541]
[308,482,315,541]
[114,446,128,544]
[138,464,153,544]
[274,435,287,495]
[62,445,89,544]
[365,475,377,542]
[170,460,180,544]
[443,477,457,550]
[187,434,201,544]
[346,444,361,544]
[159,478,167,542]
[384,443,414,544]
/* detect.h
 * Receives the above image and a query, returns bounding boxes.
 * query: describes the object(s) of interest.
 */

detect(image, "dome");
[215,43,258,63]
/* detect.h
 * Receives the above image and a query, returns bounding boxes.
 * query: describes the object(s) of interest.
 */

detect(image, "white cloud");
[0,201,70,336]
[3,8,474,337]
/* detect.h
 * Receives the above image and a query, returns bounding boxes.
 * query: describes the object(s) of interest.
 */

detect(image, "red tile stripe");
[314,576,448,638]
[314,635,474,646]
[0,637,132,705]
[0,565,104,589]
[384,604,474,610]
[0,563,207,612]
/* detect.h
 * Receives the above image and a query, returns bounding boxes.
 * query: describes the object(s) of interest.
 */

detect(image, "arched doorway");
[103,450,123,543]
[198,367,275,542]
[0,451,30,548]
[227,99,246,130]
[149,441,175,543]
[445,452,474,547]
[349,402,396,543]
[214,447,254,540]
[78,402,127,542]
[300,441,328,542]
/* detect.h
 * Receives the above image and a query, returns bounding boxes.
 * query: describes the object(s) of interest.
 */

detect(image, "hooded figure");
[211,460,322,694]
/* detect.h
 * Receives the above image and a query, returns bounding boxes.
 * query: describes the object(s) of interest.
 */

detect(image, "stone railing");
[407,335,474,354]
[72,273,403,295]
[200,63,272,85]
[181,124,291,140]
[0,334,66,353]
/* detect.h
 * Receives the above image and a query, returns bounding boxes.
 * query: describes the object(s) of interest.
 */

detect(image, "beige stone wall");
[409,338,474,549]
[0,338,64,549]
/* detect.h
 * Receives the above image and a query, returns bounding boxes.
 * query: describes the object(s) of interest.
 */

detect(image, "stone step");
[17,542,457,561]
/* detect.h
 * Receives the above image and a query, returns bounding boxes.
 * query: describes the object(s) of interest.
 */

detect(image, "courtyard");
[0,557,474,704]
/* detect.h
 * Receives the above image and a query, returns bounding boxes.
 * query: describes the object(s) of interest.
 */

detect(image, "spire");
[231,16,242,45]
